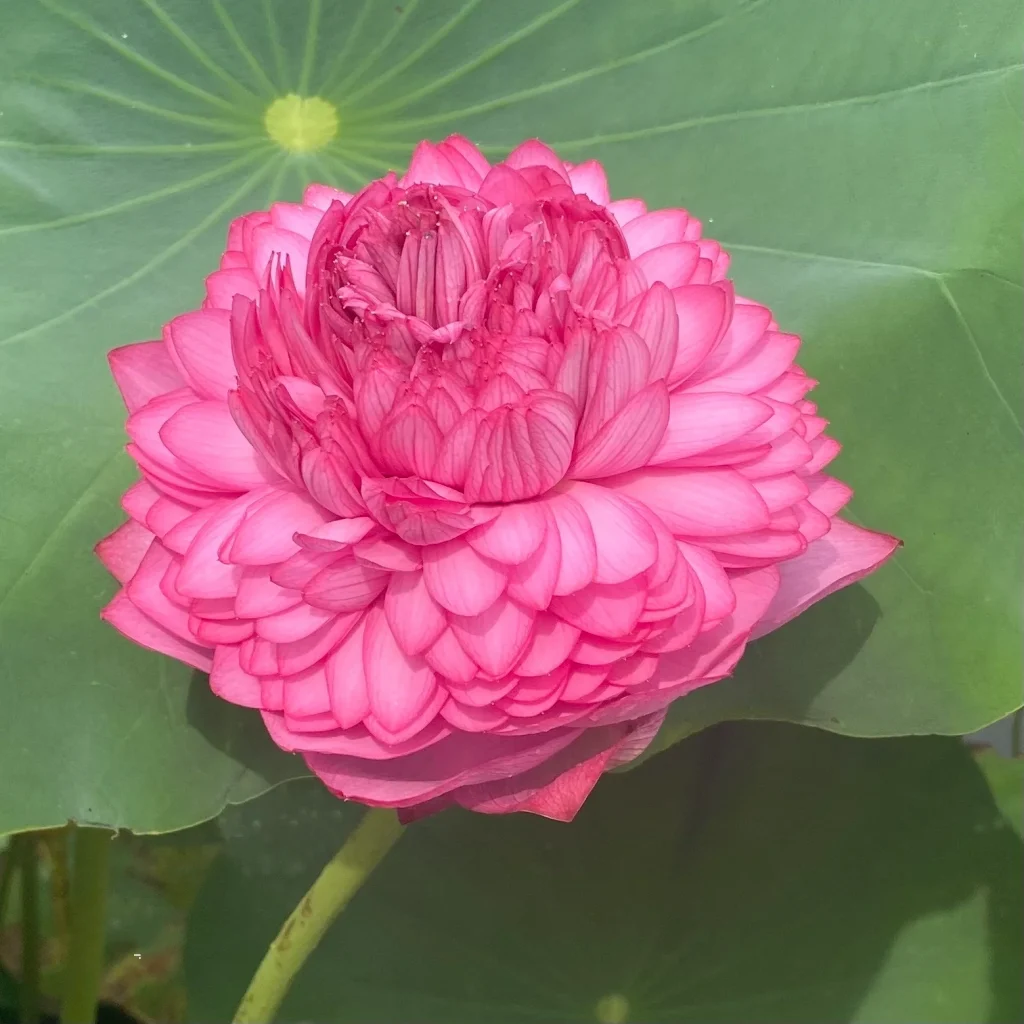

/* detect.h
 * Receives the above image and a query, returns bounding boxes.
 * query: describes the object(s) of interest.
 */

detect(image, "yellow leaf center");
[264,94,339,153]
[595,993,630,1023]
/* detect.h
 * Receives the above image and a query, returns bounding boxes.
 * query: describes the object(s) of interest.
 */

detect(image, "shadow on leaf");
[185,670,308,790]
[182,722,1022,1023]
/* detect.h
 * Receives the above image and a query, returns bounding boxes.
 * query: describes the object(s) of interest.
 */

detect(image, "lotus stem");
[232,807,403,1024]
[59,826,112,1024]
[44,828,71,962]
[16,834,41,1024]
[0,837,16,930]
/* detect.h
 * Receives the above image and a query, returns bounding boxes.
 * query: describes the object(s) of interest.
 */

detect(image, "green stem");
[232,808,404,1024]
[0,837,16,929]
[59,826,112,1024]
[17,835,41,1024]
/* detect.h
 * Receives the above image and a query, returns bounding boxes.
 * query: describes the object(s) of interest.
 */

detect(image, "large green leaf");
[0,0,1020,835]
[183,724,1024,1022]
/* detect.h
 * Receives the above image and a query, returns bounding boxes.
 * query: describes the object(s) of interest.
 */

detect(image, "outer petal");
[586,566,782,728]
[326,615,371,728]
[205,268,259,310]
[571,381,670,480]
[561,482,658,584]
[227,489,331,565]
[384,571,447,656]
[235,567,301,618]
[623,210,696,258]
[805,474,853,516]
[752,518,899,638]
[689,331,801,396]
[635,243,700,289]
[121,480,160,525]
[270,200,324,239]
[548,493,598,595]
[176,497,250,598]
[250,224,311,292]
[101,591,212,672]
[506,508,562,610]
[362,607,439,735]
[127,390,226,493]
[424,628,478,684]
[265,713,449,760]
[651,393,772,464]
[127,542,194,639]
[108,341,185,412]
[164,309,237,401]
[302,183,352,211]
[161,401,282,490]
[283,663,332,718]
[277,610,361,676]
[304,555,389,612]
[256,603,336,643]
[607,199,647,227]
[442,135,491,181]
[449,595,535,678]
[305,727,584,806]
[669,283,731,385]
[514,613,580,675]
[449,710,665,820]
[422,538,506,615]
[96,520,154,583]
[566,160,610,205]
[210,645,262,708]
[608,468,770,538]
[504,140,572,182]
[401,140,472,188]
[550,577,646,639]
[466,502,547,564]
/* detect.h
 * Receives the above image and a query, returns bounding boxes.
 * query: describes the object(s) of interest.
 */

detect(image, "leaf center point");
[595,993,630,1023]
[264,94,339,153]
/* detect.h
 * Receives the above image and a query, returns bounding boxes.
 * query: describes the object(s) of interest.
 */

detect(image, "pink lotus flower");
[98,136,897,821]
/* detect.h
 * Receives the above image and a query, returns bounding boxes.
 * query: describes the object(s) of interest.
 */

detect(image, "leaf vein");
[0,453,122,614]
[213,0,279,96]
[297,0,323,95]
[0,149,262,237]
[315,0,375,95]
[0,139,259,155]
[38,0,242,115]
[359,0,766,125]
[937,278,1023,438]
[721,240,933,277]
[355,0,585,120]
[7,75,252,134]
[135,0,259,102]
[0,152,278,348]
[262,0,290,89]
[545,63,1024,150]
[343,0,485,105]
[332,0,422,98]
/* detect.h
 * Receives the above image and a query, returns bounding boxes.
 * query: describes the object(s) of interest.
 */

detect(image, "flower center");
[263,94,339,153]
